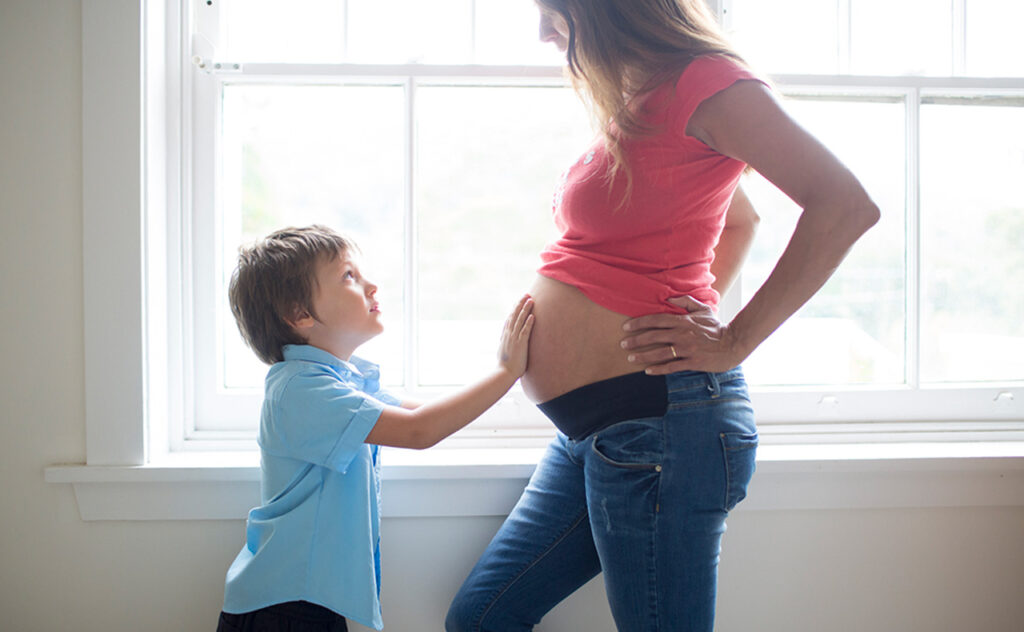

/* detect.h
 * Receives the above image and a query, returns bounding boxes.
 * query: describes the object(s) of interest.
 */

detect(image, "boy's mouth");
[369,303,380,313]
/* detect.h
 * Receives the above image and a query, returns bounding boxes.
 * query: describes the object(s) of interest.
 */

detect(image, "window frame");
[60,0,1024,527]
[85,0,1024,467]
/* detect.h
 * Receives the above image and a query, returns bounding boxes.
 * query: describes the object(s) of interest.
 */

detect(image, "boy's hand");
[497,295,535,377]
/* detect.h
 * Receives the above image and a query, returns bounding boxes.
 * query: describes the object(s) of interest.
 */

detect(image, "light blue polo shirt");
[222,344,401,630]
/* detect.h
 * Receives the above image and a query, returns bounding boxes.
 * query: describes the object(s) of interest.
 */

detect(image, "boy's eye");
[343,271,355,280]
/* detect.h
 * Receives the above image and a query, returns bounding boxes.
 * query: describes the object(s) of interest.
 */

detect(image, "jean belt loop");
[706,371,721,398]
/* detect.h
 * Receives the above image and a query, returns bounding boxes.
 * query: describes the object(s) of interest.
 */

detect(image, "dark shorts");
[217,601,347,632]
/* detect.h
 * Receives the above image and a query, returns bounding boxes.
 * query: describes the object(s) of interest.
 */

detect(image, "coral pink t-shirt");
[538,55,767,317]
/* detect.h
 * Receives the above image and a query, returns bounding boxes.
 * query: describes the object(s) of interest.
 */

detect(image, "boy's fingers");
[519,314,535,340]
[513,298,533,332]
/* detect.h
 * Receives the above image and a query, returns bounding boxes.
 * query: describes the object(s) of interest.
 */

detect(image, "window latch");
[192,56,242,74]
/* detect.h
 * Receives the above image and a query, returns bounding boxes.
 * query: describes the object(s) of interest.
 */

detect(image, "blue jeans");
[446,369,757,632]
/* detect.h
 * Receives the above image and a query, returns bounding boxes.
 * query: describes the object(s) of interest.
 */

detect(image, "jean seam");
[473,508,592,631]
[649,503,661,632]
[719,433,732,512]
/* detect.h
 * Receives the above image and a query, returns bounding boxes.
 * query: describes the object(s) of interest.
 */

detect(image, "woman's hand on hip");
[620,296,745,375]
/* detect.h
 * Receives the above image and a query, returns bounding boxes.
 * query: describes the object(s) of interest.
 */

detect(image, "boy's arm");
[710,185,759,298]
[365,296,534,450]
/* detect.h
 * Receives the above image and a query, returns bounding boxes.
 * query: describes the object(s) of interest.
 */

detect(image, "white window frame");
[182,0,1024,449]
[54,0,1024,522]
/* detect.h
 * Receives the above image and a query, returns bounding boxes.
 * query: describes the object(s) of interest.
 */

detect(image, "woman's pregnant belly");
[522,275,650,403]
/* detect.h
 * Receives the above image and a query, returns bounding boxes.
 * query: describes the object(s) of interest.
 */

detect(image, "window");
[719,0,1024,440]
[182,0,590,450]
[170,0,1023,453]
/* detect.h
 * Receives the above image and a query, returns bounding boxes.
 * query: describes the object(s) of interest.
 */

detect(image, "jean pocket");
[720,432,758,511]
[590,417,664,470]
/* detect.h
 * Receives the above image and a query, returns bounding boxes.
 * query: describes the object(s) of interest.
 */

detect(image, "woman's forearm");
[725,196,879,361]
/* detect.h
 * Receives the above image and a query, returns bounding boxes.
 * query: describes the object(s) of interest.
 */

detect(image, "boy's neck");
[300,333,359,364]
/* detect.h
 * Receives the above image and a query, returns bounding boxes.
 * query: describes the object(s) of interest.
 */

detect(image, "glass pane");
[966,0,1024,77]
[347,0,472,64]
[740,96,906,387]
[727,0,840,74]
[920,99,1024,383]
[850,0,952,76]
[474,0,565,65]
[220,0,345,63]
[220,84,406,389]
[416,86,592,386]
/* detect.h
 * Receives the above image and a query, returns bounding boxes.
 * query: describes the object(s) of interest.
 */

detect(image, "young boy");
[217,225,534,631]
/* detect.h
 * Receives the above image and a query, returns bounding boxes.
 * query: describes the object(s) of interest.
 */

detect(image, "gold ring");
[670,345,677,358]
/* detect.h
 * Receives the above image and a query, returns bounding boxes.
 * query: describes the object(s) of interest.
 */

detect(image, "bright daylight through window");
[182,0,1023,447]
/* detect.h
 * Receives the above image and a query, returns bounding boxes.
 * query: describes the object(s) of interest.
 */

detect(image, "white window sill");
[45,443,1024,521]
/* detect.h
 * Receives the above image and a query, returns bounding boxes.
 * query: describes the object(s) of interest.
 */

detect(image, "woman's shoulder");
[660,54,767,127]
[673,54,760,92]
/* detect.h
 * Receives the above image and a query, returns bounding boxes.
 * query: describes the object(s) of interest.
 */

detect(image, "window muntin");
[186,0,1024,443]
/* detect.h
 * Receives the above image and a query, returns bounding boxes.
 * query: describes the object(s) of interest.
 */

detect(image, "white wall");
[1,2,1022,631]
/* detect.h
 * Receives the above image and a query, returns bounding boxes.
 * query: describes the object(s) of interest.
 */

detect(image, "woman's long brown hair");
[537,0,747,206]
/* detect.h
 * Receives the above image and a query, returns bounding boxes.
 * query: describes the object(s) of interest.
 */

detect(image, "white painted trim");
[83,0,146,466]
[45,444,1024,521]
[80,0,1024,469]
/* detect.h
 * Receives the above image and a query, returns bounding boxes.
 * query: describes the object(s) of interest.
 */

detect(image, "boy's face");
[293,251,384,360]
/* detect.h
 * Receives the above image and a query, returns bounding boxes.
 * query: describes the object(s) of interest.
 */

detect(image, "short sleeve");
[261,370,388,473]
[371,389,404,408]
[670,55,769,141]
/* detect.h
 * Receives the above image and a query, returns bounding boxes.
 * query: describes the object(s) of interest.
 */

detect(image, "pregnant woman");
[447,1,880,630]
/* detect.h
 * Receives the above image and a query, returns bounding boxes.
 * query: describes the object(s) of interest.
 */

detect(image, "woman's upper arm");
[687,80,871,212]
[723,184,758,229]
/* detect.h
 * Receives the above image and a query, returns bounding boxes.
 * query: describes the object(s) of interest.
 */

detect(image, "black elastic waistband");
[536,371,668,441]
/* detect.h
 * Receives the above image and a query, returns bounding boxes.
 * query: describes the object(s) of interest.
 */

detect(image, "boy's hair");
[228,225,357,365]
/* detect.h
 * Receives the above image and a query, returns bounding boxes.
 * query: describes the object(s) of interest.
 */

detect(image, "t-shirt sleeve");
[370,388,404,408]
[670,55,770,142]
[262,370,389,473]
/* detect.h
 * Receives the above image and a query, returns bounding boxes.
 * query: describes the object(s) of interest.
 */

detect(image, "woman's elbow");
[850,195,881,235]
[831,184,880,239]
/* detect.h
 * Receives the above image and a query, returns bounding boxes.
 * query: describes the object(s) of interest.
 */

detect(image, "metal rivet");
[654,465,662,472]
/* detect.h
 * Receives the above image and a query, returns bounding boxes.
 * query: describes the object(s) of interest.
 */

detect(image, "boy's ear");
[284,306,315,332]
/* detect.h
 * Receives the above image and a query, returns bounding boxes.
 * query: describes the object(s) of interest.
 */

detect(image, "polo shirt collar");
[281,344,381,382]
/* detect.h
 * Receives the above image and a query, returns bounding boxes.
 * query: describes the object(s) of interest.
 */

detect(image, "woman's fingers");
[620,327,693,350]
[665,295,712,313]
[625,344,681,366]
[622,312,685,332]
